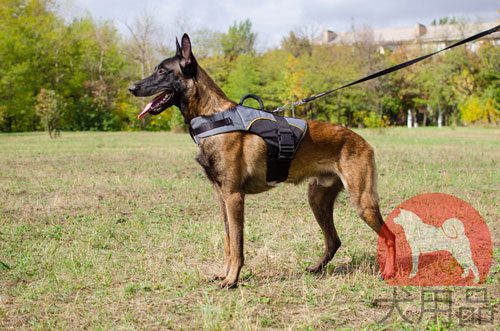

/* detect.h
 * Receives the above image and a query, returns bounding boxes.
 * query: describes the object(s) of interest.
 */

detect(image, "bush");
[168,108,188,133]
[35,89,65,138]
[363,111,390,128]
[460,96,500,125]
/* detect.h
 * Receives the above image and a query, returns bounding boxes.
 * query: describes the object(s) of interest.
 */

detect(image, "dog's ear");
[175,37,181,56]
[179,33,197,77]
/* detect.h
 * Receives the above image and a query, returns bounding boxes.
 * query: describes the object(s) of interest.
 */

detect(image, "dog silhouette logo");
[393,209,480,283]
[377,193,492,286]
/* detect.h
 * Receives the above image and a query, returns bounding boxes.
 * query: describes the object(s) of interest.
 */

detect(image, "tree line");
[1,0,499,133]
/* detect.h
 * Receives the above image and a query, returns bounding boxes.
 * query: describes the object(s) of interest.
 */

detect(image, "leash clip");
[273,102,289,113]
[273,98,307,113]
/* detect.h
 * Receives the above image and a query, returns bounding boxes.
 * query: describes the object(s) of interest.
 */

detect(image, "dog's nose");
[128,84,137,94]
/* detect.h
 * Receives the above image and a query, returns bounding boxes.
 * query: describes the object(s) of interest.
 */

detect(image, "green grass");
[1,128,499,330]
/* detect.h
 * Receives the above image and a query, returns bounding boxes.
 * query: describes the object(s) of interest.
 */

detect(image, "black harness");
[190,95,308,183]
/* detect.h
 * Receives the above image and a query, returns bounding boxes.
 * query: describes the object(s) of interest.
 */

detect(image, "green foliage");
[0,6,498,132]
[148,112,171,131]
[191,29,223,58]
[281,31,312,57]
[460,96,499,124]
[0,0,59,131]
[0,0,138,132]
[363,111,390,128]
[251,49,287,110]
[224,54,261,103]
[34,88,65,138]
[220,19,256,59]
[431,17,458,26]
[168,107,187,132]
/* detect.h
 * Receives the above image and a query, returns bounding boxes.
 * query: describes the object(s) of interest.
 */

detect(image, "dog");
[129,34,396,288]
[393,209,479,283]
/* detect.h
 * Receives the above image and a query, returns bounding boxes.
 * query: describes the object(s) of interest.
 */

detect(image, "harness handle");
[239,94,265,111]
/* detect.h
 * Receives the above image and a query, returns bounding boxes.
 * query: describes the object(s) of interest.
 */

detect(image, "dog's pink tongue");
[137,102,152,119]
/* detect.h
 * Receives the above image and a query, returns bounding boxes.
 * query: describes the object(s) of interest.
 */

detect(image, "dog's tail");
[441,218,466,239]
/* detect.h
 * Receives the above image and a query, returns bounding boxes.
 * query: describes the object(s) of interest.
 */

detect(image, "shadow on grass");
[322,253,380,277]
[199,252,382,287]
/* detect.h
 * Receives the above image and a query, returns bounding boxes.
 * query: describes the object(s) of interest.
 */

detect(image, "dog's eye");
[158,68,166,75]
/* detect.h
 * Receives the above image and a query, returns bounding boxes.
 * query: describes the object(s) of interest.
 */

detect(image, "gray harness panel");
[190,106,307,143]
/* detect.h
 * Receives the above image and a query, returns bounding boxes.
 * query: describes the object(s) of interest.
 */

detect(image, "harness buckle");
[278,132,295,159]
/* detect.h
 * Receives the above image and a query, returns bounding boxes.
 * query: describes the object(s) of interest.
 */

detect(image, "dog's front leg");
[213,187,231,281]
[219,191,245,289]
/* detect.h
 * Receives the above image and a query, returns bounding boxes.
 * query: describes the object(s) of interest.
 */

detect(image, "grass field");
[1,127,499,330]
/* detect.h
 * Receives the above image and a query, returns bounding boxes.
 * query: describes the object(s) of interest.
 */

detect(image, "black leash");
[273,24,500,113]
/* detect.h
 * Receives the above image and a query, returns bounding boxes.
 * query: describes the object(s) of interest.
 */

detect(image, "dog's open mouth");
[137,90,173,119]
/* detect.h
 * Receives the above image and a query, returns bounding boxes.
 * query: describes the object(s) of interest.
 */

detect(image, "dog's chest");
[195,145,221,185]
[194,136,274,194]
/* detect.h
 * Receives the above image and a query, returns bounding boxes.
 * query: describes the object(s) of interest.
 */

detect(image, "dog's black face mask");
[128,34,197,119]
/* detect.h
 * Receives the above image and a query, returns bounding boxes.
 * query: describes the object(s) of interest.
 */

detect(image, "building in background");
[318,22,500,53]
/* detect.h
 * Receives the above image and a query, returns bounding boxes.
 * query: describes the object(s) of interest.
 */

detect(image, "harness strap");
[191,117,233,136]
[275,115,294,160]
[261,115,295,183]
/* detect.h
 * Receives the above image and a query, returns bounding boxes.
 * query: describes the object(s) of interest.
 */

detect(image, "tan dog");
[129,34,396,288]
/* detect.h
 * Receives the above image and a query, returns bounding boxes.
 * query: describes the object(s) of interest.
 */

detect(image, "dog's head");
[128,34,198,119]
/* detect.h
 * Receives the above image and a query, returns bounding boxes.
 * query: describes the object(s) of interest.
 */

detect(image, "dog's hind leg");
[306,175,344,273]
[341,149,396,279]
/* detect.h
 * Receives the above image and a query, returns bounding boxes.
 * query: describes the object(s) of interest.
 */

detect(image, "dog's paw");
[305,262,326,274]
[210,274,226,282]
[305,266,322,274]
[218,279,238,289]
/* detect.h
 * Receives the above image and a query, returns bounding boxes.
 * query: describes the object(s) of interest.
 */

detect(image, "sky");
[65,0,499,49]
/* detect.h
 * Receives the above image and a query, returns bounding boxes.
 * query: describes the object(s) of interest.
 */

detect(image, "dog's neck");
[179,67,236,124]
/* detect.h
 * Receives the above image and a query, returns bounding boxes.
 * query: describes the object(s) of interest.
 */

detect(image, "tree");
[257,49,288,111]
[191,29,223,58]
[281,31,312,57]
[35,88,64,137]
[0,0,61,131]
[281,55,307,117]
[125,12,166,130]
[458,42,500,124]
[63,17,130,131]
[0,1,135,132]
[221,19,256,59]
[224,54,261,105]
[431,17,458,26]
